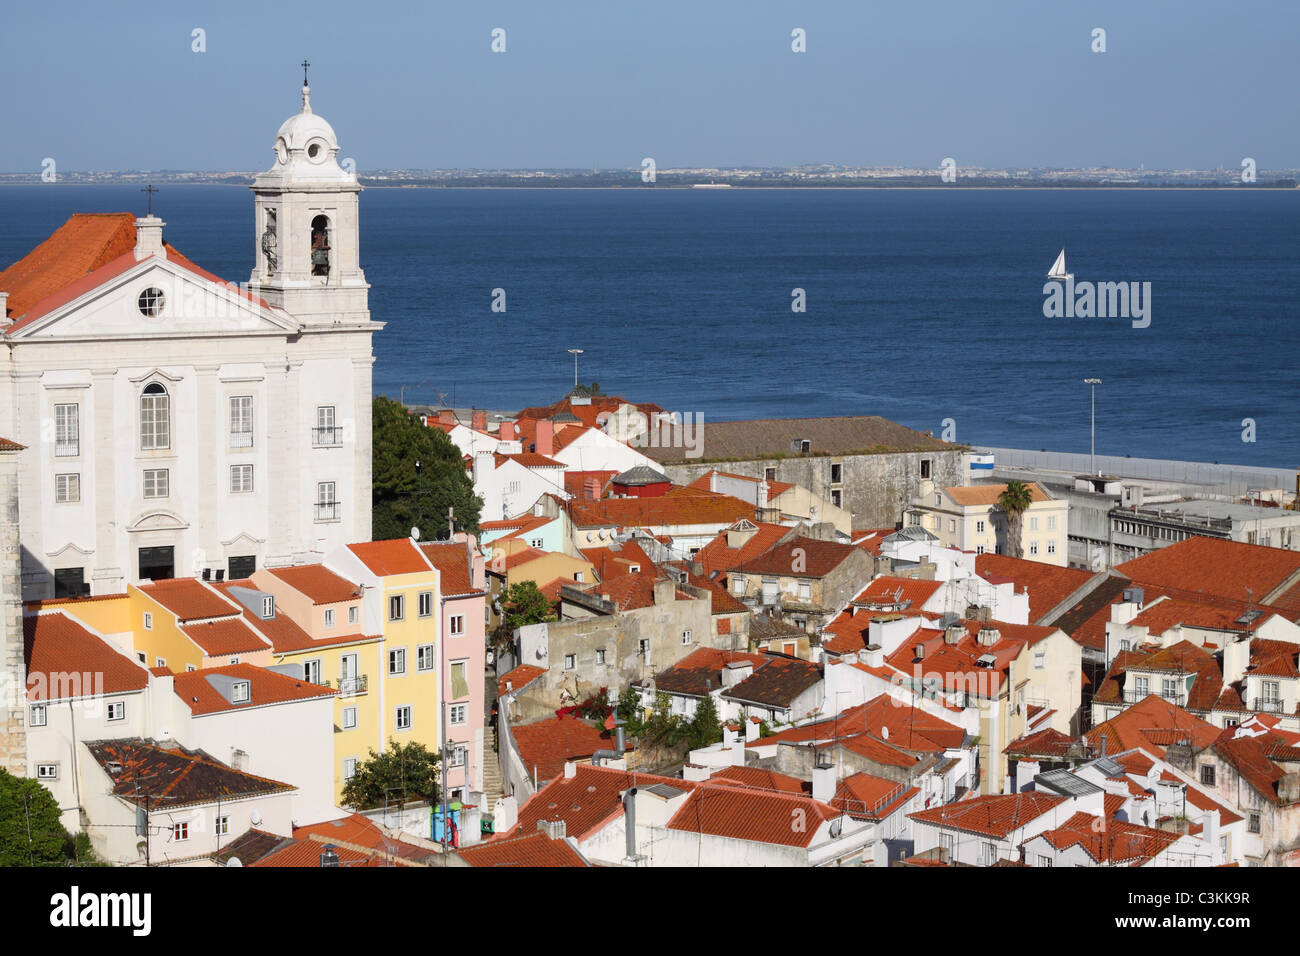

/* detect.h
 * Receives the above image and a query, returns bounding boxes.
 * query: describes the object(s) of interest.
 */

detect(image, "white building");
[906,482,1069,565]
[0,79,378,599]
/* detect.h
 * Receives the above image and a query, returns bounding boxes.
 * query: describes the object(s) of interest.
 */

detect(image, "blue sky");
[2,0,1296,171]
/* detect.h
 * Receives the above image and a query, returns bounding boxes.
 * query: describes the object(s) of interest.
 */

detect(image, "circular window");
[137,287,166,318]
[307,143,322,160]
[276,137,289,164]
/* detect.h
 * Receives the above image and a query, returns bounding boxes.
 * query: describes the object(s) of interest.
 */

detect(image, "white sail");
[1047,249,1067,279]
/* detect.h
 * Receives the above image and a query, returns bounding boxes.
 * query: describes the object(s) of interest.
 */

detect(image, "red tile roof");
[137,578,240,622]
[643,647,774,698]
[210,580,378,654]
[347,539,431,577]
[708,765,810,794]
[851,528,899,556]
[0,437,24,451]
[908,792,1066,839]
[1085,695,1221,757]
[1213,729,1288,804]
[754,695,966,757]
[266,565,361,605]
[180,618,271,657]
[86,739,294,809]
[564,470,619,500]
[249,839,382,868]
[171,664,334,715]
[1032,811,1180,864]
[568,493,752,530]
[420,541,483,597]
[458,829,588,867]
[1,213,138,319]
[587,571,694,611]
[695,521,795,576]
[24,612,149,700]
[975,554,1094,622]
[511,716,631,785]
[581,540,656,582]
[494,452,565,469]
[505,764,694,842]
[666,783,841,848]
[1130,599,1250,635]
[293,813,431,862]
[1118,537,1300,607]
[883,619,1058,699]
[730,536,859,579]
[853,575,943,609]
[1004,727,1078,759]
[832,774,917,821]
[498,664,546,698]
[945,483,1052,507]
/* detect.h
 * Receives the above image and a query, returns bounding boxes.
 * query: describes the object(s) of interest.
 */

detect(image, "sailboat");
[1047,249,1073,282]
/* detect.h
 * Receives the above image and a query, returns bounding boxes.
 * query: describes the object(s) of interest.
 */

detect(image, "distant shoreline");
[2,182,1297,192]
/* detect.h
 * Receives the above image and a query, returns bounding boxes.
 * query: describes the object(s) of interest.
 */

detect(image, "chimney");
[861,643,883,668]
[537,819,567,840]
[914,642,926,660]
[584,476,600,500]
[472,450,494,484]
[564,761,577,779]
[471,408,487,433]
[745,716,760,742]
[536,420,555,457]
[945,624,965,645]
[438,408,455,425]
[977,626,1000,647]
[652,578,675,606]
[722,660,753,688]
[500,421,516,441]
[812,761,836,804]
[134,216,166,261]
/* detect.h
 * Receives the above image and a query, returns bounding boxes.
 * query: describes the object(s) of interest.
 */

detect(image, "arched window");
[310,215,331,277]
[140,382,170,450]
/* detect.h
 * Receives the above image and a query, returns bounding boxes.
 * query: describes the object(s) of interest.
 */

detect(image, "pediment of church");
[45,541,94,559]
[9,257,300,340]
[221,532,266,551]
[126,510,190,534]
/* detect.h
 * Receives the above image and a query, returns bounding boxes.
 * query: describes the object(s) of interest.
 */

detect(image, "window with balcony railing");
[55,403,79,457]
[230,396,253,448]
[314,405,341,446]
[315,482,339,521]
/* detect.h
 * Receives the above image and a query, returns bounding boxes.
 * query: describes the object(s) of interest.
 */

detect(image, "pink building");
[422,535,487,803]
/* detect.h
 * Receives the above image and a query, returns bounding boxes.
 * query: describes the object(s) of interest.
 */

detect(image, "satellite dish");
[227,857,242,867]
[881,726,889,740]
[411,526,421,541]
[250,810,263,826]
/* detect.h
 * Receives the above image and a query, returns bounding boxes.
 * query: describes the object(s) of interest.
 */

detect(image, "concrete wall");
[662,450,968,531]
[0,446,24,775]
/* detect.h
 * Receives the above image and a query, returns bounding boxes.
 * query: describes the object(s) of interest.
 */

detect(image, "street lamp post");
[1084,378,1102,476]
[567,348,584,390]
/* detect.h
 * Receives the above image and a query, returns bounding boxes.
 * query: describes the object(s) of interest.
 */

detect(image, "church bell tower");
[248,65,370,326]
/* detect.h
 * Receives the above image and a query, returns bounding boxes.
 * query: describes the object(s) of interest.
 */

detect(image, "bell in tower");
[247,68,370,326]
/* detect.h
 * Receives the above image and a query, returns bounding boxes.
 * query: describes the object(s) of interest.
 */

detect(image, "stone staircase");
[481,747,504,813]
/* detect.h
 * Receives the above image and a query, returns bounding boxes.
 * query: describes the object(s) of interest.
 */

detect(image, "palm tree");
[996,480,1035,559]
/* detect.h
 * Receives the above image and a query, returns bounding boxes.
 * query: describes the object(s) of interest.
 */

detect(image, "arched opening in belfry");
[310,214,331,277]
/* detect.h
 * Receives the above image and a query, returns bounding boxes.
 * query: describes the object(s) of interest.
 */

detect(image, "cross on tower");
[302,59,310,86]
[141,184,158,216]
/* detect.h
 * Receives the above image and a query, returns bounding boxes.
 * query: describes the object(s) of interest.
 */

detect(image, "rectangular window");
[342,706,358,730]
[55,473,80,504]
[681,629,692,645]
[639,639,650,660]
[389,594,405,621]
[1028,541,1039,556]
[228,555,256,580]
[395,705,412,731]
[1034,650,1045,669]
[450,615,465,635]
[564,654,575,670]
[106,701,125,721]
[732,576,745,595]
[389,648,406,675]
[451,661,469,698]
[314,405,339,445]
[418,591,433,617]
[343,757,358,780]
[1200,765,1216,787]
[1134,675,1149,697]
[140,389,170,450]
[143,468,169,499]
[324,608,335,628]
[172,822,189,842]
[798,582,811,601]
[1047,516,1057,531]
[230,464,254,494]
[229,396,253,448]
[155,657,166,668]
[1248,813,1260,834]
[303,659,321,684]
[831,490,841,508]
[1047,540,1056,554]
[417,645,435,671]
[595,649,606,665]
[316,481,338,520]
[976,520,986,533]
[831,463,842,484]
[216,815,230,836]
[1162,677,1178,699]
[231,681,250,703]
[29,704,47,727]
[450,703,467,725]
[55,403,79,456]
[920,459,932,479]
[348,605,358,626]
[1038,855,1052,868]
[37,764,58,780]
[448,746,467,768]
[1029,516,1039,531]
[53,567,85,598]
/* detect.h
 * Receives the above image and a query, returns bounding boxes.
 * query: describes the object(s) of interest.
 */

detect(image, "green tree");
[686,693,723,751]
[496,581,557,650]
[996,480,1035,560]
[372,396,481,542]
[0,770,69,866]
[614,687,643,733]
[340,740,441,813]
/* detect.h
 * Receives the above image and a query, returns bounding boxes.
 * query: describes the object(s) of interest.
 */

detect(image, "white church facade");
[0,81,379,599]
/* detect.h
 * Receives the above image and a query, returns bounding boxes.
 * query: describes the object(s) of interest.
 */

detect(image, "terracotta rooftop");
[1118,536,1300,607]
[695,521,796,576]
[137,578,240,623]
[0,437,24,451]
[666,783,841,849]
[831,773,917,821]
[347,539,432,577]
[568,493,752,530]
[1085,695,1221,757]
[420,541,483,597]
[498,664,546,698]
[171,664,334,716]
[975,554,1094,622]
[505,764,695,843]
[853,575,944,609]
[511,716,631,786]
[1033,811,1180,864]
[721,655,823,709]
[458,829,589,867]
[581,539,656,582]
[293,813,432,862]
[641,647,774,698]
[266,565,361,605]
[731,536,860,579]
[179,618,271,657]
[707,765,810,794]
[909,792,1067,839]
[944,482,1052,508]
[24,612,149,701]
[211,580,378,654]
[86,738,294,809]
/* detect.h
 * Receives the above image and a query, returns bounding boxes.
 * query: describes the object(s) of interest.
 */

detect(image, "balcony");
[1124,688,1184,707]
[315,500,342,521]
[313,426,344,447]
[230,431,253,449]
[55,440,79,457]
[328,675,368,698]
[1252,698,1284,714]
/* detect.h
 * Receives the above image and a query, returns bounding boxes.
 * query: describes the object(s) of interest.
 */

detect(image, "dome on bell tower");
[263,83,351,183]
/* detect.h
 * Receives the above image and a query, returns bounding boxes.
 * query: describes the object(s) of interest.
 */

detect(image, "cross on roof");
[302,59,310,86]
[141,184,158,217]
